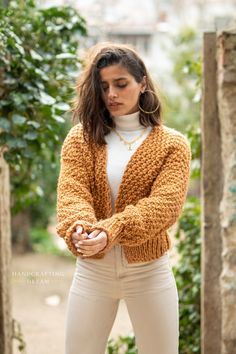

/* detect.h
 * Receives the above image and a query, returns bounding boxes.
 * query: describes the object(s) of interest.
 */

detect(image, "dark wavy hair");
[72,42,163,145]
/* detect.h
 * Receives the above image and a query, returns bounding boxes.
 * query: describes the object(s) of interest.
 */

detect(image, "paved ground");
[11,251,133,354]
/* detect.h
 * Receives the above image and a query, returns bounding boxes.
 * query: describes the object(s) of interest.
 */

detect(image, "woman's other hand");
[75,229,108,257]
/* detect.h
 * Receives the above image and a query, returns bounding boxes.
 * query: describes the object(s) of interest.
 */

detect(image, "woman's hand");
[72,226,108,257]
[72,225,89,244]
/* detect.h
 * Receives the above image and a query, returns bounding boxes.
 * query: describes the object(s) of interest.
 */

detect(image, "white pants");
[65,245,179,354]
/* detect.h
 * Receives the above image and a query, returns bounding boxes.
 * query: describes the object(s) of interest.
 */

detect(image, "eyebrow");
[101,77,128,83]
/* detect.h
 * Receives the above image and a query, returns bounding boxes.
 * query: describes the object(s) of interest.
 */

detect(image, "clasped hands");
[72,226,108,258]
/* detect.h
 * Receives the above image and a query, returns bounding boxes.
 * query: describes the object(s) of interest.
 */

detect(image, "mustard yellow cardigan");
[56,123,191,263]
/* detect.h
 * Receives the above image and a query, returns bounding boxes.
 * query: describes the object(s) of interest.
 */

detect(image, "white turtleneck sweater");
[105,111,152,212]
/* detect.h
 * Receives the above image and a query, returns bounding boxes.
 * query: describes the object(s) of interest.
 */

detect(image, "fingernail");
[78,241,83,245]
[87,234,94,239]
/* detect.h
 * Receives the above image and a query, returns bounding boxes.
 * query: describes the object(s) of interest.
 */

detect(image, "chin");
[111,112,122,117]
[109,108,125,117]
[110,108,136,117]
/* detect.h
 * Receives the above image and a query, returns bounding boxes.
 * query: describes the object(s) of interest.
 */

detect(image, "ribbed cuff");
[89,216,124,254]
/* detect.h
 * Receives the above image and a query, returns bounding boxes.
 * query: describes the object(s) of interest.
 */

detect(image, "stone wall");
[217,29,236,354]
[201,29,236,354]
[201,31,223,354]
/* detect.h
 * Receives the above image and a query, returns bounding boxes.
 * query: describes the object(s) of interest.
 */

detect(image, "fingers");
[72,225,84,242]
[76,231,108,257]
[78,234,106,250]
[72,232,88,243]
[81,230,104,245]
[87,230,100,239]
[72,234,88,250]
[73,230,101,247]
[76,225,83,234]
[77,232,107,250]
[72,225,88,246]
[71,227,107,252]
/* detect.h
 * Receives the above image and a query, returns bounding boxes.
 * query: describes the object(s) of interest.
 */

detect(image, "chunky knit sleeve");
[56,124,97,256]
[90,134,191,252]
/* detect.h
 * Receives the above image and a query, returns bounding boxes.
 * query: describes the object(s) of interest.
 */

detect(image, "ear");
[140,76,147,93]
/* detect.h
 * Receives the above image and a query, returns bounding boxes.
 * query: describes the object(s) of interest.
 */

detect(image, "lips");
[108,102,122,107]
[108,104,122,112]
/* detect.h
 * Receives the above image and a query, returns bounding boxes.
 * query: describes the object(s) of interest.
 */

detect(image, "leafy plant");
[0,0,86,214]
[12,318,27,353]
[165,27,202,132]
[172,123,201,354]
[173,199,201,354]
[166,30,202,352]
[107,334,137,354]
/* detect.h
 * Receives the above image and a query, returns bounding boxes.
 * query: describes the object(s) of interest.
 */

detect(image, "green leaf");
[27,121,41,129]
[30,49,43,61]
[3,77,17,85]
[0,99,12,107]
[12,114,27,125]
[39,92,56,105]
[35,185,44,197]
[6,136,27,149]
[55,53,77,59]
[24,131,38,140]
[54,102,70,111]
[0,118,11,132]
[10,93,24,107]
[15,43,25,56]
[21,149,34,158]
[34,68,50,81]
[52,115,65,123]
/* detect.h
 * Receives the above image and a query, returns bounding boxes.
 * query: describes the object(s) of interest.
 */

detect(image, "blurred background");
[0,0,236,353]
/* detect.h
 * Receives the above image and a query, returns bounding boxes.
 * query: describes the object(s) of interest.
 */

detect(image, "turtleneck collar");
[112,111,143,131]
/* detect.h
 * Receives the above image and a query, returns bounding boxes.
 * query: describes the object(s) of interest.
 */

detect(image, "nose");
[107,87,118,99]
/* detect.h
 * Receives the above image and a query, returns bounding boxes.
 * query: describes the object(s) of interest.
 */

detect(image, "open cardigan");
[56,122,191,263]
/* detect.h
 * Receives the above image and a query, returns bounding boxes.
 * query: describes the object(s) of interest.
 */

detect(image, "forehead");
[99,64,133,82]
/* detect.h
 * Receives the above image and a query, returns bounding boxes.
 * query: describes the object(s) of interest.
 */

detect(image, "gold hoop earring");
[138,90,160,114]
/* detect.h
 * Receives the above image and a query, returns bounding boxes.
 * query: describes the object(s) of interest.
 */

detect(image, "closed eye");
[117,83,127,88]
[101,83,128,91]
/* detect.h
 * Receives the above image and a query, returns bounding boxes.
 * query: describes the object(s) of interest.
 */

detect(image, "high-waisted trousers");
[65,244,179,354]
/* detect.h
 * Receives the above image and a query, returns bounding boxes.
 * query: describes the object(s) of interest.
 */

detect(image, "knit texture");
[56,123,191,263]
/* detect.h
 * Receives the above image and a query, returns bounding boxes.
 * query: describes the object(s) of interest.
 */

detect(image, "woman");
[56,42,191,354]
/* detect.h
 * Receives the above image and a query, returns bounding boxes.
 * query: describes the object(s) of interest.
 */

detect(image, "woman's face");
[99,64,146,117]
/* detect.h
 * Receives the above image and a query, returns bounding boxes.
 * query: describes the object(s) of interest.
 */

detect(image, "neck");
[112,111,143,131]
